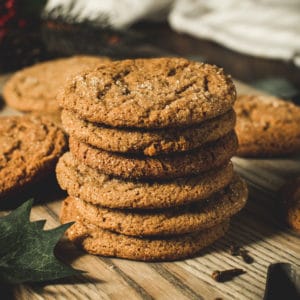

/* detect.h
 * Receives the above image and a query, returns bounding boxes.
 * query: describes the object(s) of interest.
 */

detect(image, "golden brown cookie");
[58,57,236,128]
[61,109,236,156]
[56,152,234,209]
[67,174,247,236]
[235,95,300,157]
[31,111,63,128]
[69,131,238,180]
[281,177,300,233]
[60,197,230,261]
[3,56,110,113]
[0,115,67,198]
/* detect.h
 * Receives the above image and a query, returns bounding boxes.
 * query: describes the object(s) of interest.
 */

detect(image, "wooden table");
[0,75,299,300]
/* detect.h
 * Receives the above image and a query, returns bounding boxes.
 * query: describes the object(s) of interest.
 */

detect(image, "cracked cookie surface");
[60,196,229,261]
[56,152,234,208]
[58,58,236,128]
[3,56,110,113]
[69,131,238,180]
[0,115,67,198]
[65,174,247,236]
[62,109,236,156]
[235,95,300,157]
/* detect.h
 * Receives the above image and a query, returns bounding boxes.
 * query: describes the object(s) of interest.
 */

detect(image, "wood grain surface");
[0,75,299,300]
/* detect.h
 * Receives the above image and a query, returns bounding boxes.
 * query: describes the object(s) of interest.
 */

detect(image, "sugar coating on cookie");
[0,115,67,198]
[56,152,234,208]
[3,56,110,113]
[58,57,236,128]
[61,109,236,156]
[69,131,238,180]
[67,174,247,236]
[60,196,230,261]
[235,95,300,157]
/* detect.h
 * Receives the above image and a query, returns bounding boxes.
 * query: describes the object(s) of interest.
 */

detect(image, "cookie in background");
[281,178,300,234]
[0,115,66,200]
[3,55,110,116]
[235,94,300,157]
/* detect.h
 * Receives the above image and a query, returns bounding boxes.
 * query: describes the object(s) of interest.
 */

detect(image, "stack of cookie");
[56,58,248,261]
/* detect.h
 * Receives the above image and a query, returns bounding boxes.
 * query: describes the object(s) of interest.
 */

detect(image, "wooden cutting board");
[0,75,299,300]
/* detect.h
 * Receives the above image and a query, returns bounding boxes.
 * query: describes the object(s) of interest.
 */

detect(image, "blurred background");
[0,0,299,102]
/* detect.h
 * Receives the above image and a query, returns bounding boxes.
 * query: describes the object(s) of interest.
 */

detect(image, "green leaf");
[0,199,81,284]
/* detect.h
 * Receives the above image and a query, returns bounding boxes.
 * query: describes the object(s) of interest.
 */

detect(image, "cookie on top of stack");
[56,57,248,261]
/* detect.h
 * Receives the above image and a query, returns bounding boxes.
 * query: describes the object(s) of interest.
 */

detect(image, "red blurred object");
[0,0,17,41]
[0,0,49,71]
[18,19,27,28]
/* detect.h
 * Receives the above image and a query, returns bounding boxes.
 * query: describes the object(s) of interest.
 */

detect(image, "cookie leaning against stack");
[57,57,248,261]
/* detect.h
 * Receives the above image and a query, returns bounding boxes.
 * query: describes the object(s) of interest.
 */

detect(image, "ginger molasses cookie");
[0,115,67,198]
[69,131,238,180]
[281,177,300,233]
[58,57,236,128]
[31,111,63,128]
[68,174,247,236]
[60,197,230,261]
[3,56,110,113]
[62,109,236,156]
[235,95,300,157]
[56,152,234,209]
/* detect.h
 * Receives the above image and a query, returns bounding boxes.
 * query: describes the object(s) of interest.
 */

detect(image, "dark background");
[0,0,299,102]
